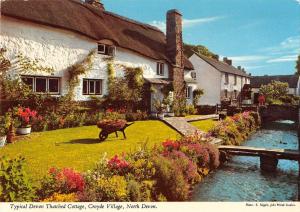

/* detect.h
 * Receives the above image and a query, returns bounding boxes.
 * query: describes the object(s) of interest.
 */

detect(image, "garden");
[0,47,262,202]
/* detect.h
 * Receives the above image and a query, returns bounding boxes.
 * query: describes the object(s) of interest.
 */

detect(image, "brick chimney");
[223,57,232,66]
[166,9,185,108]
[85,0,105,10]
[237,66,241,70]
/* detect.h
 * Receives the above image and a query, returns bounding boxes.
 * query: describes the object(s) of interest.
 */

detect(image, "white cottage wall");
[0,17,169,101]
[189,54,221,105]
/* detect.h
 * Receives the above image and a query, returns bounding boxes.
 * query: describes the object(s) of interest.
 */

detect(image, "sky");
[102,0,300,76]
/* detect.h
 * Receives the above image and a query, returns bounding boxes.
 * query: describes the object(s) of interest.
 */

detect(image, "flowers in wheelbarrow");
[107,155,131,175]
[97,119,127,130]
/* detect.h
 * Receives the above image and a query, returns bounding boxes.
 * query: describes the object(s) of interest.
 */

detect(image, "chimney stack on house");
[223,57,232,66]
[212,54,219,61]
[237,66,241,70]
[85,0,105,10]
[166,9,185,104]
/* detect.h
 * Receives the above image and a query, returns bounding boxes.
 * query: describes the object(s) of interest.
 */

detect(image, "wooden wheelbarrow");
[97,119,134,142]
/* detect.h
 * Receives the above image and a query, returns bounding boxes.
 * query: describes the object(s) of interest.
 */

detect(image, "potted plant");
[15,107,37,135]
[154,99,166,120]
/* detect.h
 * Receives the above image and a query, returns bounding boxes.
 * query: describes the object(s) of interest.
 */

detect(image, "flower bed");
[209,111,261,145]
[0,134,219,202]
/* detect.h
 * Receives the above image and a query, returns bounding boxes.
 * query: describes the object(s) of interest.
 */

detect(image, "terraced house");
[189,53,251,106]
[0,0,194,112]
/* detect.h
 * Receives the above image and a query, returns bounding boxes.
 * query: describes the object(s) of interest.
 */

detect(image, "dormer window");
[97,43,116,56]
[191,72,196,79]
[97,44,106,54]
[157,62,164,76]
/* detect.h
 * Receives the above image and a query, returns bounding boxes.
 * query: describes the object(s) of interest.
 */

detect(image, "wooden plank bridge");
[218,145,300,171]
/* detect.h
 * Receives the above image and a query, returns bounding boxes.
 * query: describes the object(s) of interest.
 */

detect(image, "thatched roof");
[251,75,299,88]
[1,0,193,70]
[193,53,250,77]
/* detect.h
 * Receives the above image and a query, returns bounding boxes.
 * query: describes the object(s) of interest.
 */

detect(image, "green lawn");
[0,121,179,183]
[190,119,217,132]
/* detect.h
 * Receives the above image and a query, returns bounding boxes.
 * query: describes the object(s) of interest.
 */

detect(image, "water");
[192,120,299,201]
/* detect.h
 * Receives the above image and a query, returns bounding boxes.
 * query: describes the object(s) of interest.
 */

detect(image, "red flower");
[16,107,38,127]
[106,108,114,113]
[162,139,180,151]
[107,155,130,174]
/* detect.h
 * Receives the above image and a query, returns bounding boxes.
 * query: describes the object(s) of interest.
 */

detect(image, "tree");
[295,55,300,75]
[259,80,289,104]
[183,43,215,58]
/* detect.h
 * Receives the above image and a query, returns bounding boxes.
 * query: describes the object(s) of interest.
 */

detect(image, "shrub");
[209,111,260,145]
[185,105,197,115]
[152,155,189,201]
[164,150,200,184]
[84,112,103,125]
[125,110,148,121]
[43,193,78,202]
[0,156,35,202]
[103,111,126,121]
[96,175,128,201]
[107,155,131,176]
[127,180,141,201]
[37,167,85,200]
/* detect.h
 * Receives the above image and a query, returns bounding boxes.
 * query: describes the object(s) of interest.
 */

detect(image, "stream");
[192,120,299,201]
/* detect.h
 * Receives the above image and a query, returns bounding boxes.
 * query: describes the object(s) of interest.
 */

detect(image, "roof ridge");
[69,0,164,34]
[193,52,250,77]
[103,11,164,33]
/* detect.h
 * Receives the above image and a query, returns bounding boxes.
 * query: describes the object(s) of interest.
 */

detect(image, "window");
[225,73,229,84]
[234,90,237,99]
[97,43,116,56]
[186,86,192,99]
[191,72,196,79]
[224,89,228,98]
[21,76,60,94]
[83,80,88,95]
[234,75,237,85]
[97,44,105,54]
[157,62,164,76]
[82,79,102,95]
[49,78,59,93]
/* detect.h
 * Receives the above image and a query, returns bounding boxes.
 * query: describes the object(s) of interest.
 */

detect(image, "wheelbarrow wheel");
[99,131,108,142]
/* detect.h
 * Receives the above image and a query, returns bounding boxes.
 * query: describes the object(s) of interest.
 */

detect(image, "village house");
[250,75,300,104]
[188,53,251,106]
[0,0,194,112]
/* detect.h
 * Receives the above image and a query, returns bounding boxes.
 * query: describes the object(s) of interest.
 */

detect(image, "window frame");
[186,86,192,99]
[156,62,164,76]
[48,77,60,94]
[21,75,60,95]
[191,71,197,80]
[224,89,228,98]
[97,43,106,54]
[225,73,229,84]
[82,78,103,95]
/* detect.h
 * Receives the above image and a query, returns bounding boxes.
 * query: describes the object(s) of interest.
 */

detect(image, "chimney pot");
[237,66,241,70]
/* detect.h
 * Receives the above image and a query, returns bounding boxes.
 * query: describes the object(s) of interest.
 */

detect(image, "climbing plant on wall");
[66,49,96,100]
[193,88,204,106]
[106,61,145,111]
